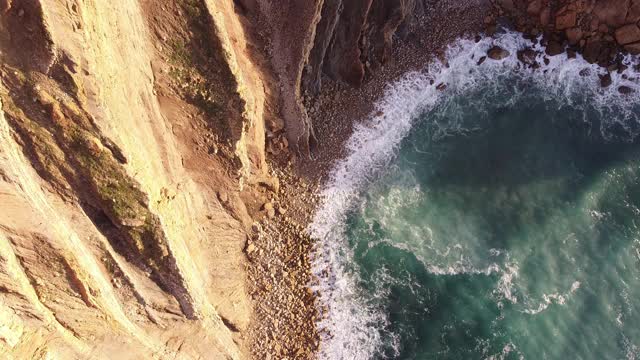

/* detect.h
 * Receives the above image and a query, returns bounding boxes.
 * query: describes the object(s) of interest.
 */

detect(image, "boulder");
[583,40,604,63]
[593,0,631,27]
[566,27,583,45]
[517,47,538,65]
[527,0,542,15]
[545,40,565,56]
[487,46,510,60]
[618,85,634,94]
[624,41,640,54]
[628,0,640,23]
[498,0,516,13]
[555,8,577,30]
[600,73,612,87]
[615,24,640,45]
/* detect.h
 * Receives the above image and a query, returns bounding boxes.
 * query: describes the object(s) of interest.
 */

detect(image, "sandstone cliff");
[0,0,273,358]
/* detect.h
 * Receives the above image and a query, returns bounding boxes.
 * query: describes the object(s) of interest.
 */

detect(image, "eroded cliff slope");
[0,0,275,358]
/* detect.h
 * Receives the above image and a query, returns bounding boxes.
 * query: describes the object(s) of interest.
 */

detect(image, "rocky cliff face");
[229,0,430,153]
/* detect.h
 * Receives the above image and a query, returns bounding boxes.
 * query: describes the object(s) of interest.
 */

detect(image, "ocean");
[311,31,640,359]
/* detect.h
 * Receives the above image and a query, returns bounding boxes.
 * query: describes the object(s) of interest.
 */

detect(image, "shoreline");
[245,1,494,358]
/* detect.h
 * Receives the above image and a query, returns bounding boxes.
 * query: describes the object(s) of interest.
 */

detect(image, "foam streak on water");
[310,31,640,359]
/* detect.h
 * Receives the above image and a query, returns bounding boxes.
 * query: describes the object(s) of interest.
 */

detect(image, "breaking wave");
[310,30,640,359]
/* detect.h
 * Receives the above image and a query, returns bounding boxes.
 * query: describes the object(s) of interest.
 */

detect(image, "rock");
[477,56,487,65]
[600,73,613,87]
[545,40,564,56]
[628,0,640,23]
[526,0,542,15]
[517,48,538,66]
[435,83,447,91]
[555,8,577,30]
[86,136,104,156]
[217,191,229,204]
[593,0,630,27]
[624,41,640,54]
[246,243,256,254]
[266,207,276,219]
[583,40,604,63]
[498,0,515,13]
[540,7,551,27]
[618,85,634,94]
[121,217,146,227]
[566,27,583,45]
[487,46,510,60]
[615,24,640,45]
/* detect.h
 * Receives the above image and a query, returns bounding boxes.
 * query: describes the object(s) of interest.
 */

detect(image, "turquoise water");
[346,85,640,359]
[311,33,640,360]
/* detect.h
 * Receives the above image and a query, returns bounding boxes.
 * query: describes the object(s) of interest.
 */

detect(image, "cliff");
[0,0,269,358]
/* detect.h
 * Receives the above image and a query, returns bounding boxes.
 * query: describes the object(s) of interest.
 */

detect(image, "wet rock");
[624,41,640,54]
[487,46,510,60]
[600,73,613,87]
[545,40,564,56]
[583,40,604,63]
[477,56,487,65]
[517,47,537,66]
[618,85,634,94]
[615,24,640,45]
[565,27,583,45]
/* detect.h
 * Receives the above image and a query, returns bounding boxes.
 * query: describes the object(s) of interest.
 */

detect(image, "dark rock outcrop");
[488,45,511,59]
[303,0,428,94]
[493,0,640,66]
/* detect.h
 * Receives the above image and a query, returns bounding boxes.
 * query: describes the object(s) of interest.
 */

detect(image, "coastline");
[245,1,494,358]
[3,0,640,358]
[267,0,640,358]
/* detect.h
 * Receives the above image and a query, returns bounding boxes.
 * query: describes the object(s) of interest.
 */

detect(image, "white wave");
[310,30,640,359]
[521,281,581,315]
[494,263,520,306]
[485,342,524,360]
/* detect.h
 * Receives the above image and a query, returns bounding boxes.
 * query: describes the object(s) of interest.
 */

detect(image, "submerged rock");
[618,85,634,94]
[487,46,510,60]
[517,47,538,66]
[600,73,612,87]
